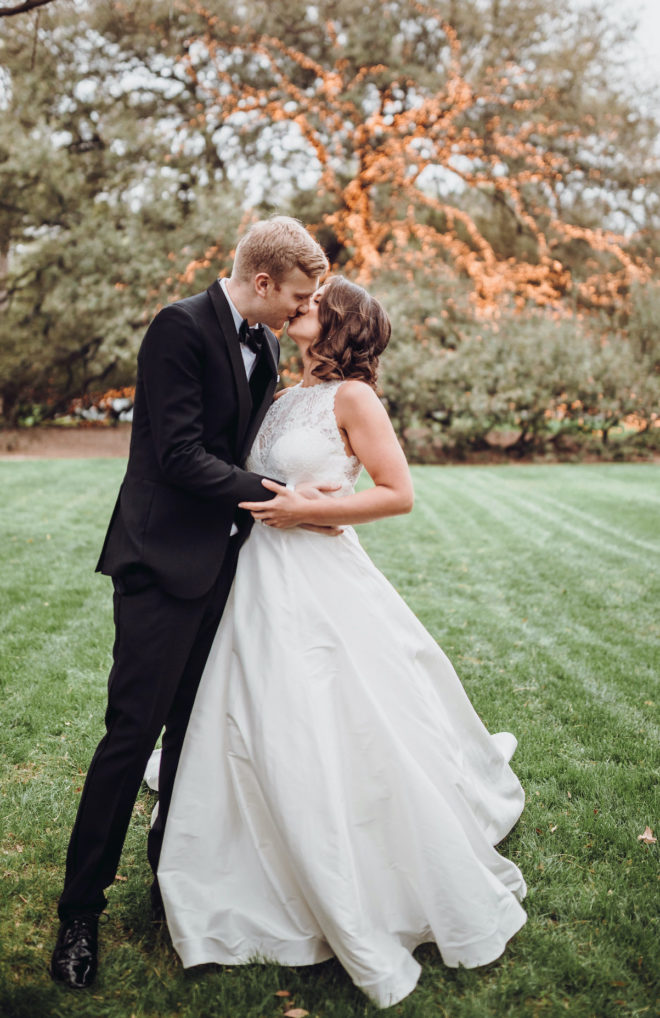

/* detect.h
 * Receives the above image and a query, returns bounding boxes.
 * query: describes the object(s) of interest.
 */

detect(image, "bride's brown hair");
[309,277,391,389]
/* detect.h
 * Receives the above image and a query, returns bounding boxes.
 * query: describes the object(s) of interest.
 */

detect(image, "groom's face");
[256,268,318,330]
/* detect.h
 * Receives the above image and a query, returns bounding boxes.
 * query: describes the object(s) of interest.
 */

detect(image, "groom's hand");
[239,479,343,534]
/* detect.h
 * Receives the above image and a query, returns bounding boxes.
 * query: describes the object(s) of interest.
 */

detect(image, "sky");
[600,0,660,91]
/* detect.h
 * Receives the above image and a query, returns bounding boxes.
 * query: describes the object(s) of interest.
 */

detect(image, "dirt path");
[1,424,656,465]
[0,425,132,459]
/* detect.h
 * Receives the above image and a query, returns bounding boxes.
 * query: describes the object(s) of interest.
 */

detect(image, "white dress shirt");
[219,277,261,534]
[219,277,259,380]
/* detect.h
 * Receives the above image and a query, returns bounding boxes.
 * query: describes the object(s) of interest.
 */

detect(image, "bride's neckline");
[296,379,339,389]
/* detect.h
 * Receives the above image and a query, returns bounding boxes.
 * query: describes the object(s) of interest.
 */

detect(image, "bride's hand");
[293,481,340,501]
[239,479,343,534]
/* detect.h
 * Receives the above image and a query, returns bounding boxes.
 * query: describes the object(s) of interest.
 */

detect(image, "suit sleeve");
[139,304,276,503]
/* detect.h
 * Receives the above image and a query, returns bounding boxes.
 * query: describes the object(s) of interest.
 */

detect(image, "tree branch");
[0,0,57,17]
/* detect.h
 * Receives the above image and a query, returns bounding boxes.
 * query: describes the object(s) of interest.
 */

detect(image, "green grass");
[0,461,658,1018]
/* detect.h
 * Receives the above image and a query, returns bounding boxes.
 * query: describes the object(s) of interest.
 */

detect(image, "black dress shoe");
[51,913,99,988]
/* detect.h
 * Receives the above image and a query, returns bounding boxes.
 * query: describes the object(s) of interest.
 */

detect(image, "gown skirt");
[157,521,527,1009]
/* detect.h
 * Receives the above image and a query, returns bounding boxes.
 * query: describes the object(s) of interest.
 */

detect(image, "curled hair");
[234,215,328,283]
[310,277,391,389]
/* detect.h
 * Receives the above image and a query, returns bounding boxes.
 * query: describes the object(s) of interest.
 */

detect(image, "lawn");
[0,461,658,1018]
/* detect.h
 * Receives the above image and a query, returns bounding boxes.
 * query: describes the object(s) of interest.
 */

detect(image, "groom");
[51,216,329,989]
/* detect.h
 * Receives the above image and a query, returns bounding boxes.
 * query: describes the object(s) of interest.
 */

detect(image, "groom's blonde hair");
[233,216,328,284]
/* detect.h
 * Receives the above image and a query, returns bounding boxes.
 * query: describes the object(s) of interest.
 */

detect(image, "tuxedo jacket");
[97,280,279,599]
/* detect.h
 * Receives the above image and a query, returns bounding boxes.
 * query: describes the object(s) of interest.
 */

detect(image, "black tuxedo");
[97,280,279,597]
[58,281,280,919]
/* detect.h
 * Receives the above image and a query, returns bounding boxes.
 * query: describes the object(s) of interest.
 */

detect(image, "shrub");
[379,299,660,460]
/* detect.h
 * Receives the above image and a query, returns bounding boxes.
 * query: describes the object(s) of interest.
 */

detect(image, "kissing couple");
[51,216,527,1008]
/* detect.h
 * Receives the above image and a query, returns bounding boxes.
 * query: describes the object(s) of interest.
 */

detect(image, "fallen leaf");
[115,874,127,881]
[637,826,656,844]
[549,825,557,833]
[284,1010,310,1017]
[567,790,572,799]
[275,990,291,997]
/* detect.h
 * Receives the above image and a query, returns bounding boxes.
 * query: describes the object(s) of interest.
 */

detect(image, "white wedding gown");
[156,381,527,1008]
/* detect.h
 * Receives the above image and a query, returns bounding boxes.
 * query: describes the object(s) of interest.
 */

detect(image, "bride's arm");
[239,380,414,528]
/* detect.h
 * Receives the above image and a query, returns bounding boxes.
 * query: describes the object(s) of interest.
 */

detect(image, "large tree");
[0,0,658,423]
[0,3,243,421]
[0,0,58,16]
[170,0,658,311]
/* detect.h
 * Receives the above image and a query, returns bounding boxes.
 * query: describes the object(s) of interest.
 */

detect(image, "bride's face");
[286,285,326,349]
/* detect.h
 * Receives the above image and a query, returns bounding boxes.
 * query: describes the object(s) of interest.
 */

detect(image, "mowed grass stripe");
[461,474,655,566]
[432,466,654,567]
[409,466,658,648]
[526,490,660,555]
[402,468,659,744]
[363,481,656,764]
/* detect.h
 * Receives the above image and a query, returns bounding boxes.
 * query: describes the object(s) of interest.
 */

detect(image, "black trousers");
[58,537,241,920]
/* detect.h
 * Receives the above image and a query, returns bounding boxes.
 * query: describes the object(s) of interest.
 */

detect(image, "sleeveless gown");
[156,381,527,1008]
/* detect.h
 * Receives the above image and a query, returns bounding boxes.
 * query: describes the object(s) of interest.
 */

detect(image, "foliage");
[0,0,659,440]
[0,6,244,423]
[0,188,242,424]
[0,460,658,1017]
[377,277,660,459]
[176,0,658,312]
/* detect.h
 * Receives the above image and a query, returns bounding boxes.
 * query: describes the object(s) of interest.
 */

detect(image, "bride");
[155,276,527,1008]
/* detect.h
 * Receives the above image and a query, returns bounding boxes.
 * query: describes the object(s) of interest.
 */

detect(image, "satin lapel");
[261,326,279,380]
[239,328,280,462]
[206,280,251,451]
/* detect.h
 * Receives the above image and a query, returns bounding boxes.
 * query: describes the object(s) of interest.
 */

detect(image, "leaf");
[637,826,656,844]
[275,990,291,997]
[284,1010,310,1017]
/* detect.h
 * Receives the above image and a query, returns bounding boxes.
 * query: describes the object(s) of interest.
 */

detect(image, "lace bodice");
[246,381,362,495]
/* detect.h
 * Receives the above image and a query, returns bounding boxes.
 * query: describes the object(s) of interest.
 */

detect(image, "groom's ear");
[254,272,274,297]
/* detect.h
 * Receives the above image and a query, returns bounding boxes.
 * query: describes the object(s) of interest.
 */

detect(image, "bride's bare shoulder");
[334,379,385,422]
[336,378,378,401]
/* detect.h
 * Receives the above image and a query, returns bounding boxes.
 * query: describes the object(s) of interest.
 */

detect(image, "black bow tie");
[239,319,265,355]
